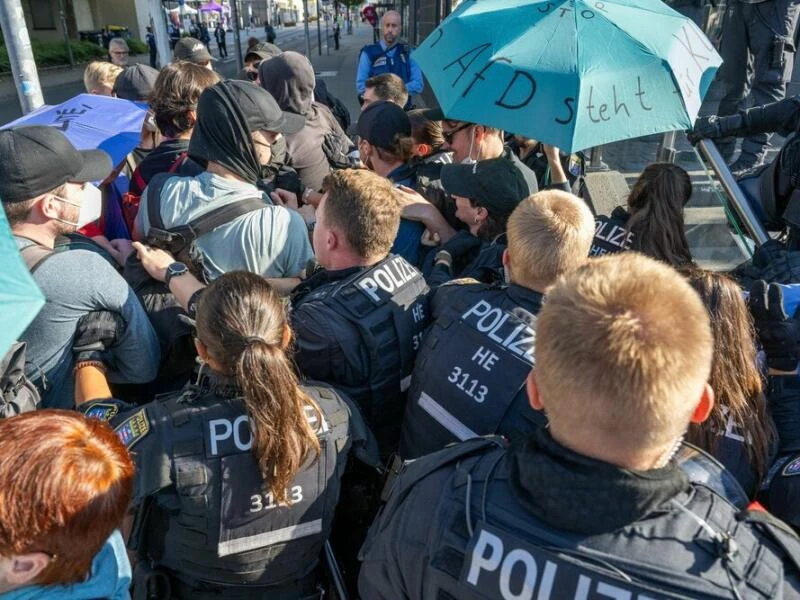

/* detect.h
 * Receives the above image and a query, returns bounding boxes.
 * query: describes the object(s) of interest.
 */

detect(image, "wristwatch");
[164,262,190,285]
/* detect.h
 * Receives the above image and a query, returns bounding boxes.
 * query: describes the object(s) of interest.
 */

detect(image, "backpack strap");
[145,172,173,232]
[184,197,267,237]
[19,243,55,273]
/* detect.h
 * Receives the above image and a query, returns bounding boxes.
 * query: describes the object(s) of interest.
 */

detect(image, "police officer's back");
[400,190,595,458]
[291,169,429,457]
[78,272,370,598]
[360,253,800,599]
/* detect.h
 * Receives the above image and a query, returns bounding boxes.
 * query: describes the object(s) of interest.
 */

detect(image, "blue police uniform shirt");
[356,40,424,95]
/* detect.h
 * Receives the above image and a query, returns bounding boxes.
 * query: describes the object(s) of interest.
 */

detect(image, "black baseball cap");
[173,37,214,64]
[213,80,305,135]
[357,100,411,150]
[0,126,112,203]
[113,64,160,101]
[440,157,529,217]
[245,42,282,63]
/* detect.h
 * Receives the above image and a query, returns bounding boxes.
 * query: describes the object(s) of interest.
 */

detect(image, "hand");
[421,228,440,247]
[542,144,561,162]
[108,238,134,267]
[271,188,299,211]
[440,230,482,259]
[132,241,175,283]
[73,310,125,364]
[687,115,728,145]
[748,280,800,371]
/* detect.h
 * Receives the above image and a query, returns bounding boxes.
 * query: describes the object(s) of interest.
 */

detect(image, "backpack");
[0,342,41,417]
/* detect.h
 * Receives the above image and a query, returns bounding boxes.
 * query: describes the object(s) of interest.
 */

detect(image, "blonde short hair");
[534,253,712,451]
[507,190,594,289]
[83,61,123,93]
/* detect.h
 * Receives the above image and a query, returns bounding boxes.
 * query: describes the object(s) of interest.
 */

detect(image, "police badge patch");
[83,402,119,422]
[782,456,800,477]
[114,409,150,449]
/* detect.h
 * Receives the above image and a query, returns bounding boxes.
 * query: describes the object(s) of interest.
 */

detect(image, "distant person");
[265,20,277,43]
[362,3,379,42]
[361,73,408,110]
[145,25,157,68]
[333,14,341,50]
[214,21,227,58]
[172,36,214,69]
[107,38,129,68]
[83,61,123,96]
[0,410,133,599]
[356,10,423,108]
[237,41,282,82]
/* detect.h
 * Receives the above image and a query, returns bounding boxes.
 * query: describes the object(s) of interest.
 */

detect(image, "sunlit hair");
[196,272,321,504]
[408,109,444,152]
[0,410,133,585]
[535,253,713,453]
[365,73,408,108]
[149,61,220,138]
[626,162,694,267]
[682,268,776,487]
[507,190,594,289]
[83,61,123,93]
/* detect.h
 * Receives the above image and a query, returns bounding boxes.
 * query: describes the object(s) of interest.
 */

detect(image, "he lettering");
[472,345,500,371]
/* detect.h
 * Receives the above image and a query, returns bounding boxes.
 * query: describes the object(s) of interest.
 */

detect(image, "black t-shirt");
[129,139,201,197]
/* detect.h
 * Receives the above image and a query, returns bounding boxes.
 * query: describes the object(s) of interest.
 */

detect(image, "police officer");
[291,168,429,457]
[359,253,800,599]
[76,270,373,599]
[400,190,595,459]
[355,10,423,108]
[709,0,800,175]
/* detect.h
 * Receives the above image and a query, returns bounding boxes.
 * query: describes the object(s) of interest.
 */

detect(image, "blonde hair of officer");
[529,253,715,471]
[505,190,595,291]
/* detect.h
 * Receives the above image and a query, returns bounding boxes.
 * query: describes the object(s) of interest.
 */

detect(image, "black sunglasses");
[442,123,471,144]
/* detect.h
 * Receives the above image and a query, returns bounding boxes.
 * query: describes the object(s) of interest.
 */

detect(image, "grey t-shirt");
[136,171,313,280]
[15,238,161,409]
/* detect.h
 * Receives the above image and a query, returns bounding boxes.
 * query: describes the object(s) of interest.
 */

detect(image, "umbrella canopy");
[200,2,223,11]
[2,94,147,167]
[413,0,722,152]
[0,208,44,358]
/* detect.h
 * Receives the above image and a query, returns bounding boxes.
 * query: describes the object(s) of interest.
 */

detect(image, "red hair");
[0,410,134,585]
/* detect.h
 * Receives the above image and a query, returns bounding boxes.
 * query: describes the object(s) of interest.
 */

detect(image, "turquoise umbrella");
[414,0,721,152]
[0,207,44,358]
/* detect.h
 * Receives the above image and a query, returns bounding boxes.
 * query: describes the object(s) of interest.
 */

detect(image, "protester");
[133,80,312,284]
[1,126,160,408]
[265,20,277,43]
[146,25,157,68]
[107,38,129,67]
[112,64,162,163]
[238,41,282,82]
[408,108,450,163]
[76,270,371,598]
[591,162,694,267]
[359,252,800,598]
[172,36,214,69]
[259,51,352,192]
[400,190,595,458]
[356,10,423,107]
[0,410,133,599]
[83,61,122,96]
[683,269,777,497]
[214,22,228,58]
[361,73,409,110]
[511,135,579,190]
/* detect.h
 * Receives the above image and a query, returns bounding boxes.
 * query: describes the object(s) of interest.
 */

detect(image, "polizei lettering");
[461,300,535,361]
[356,257,419,303]
[463,525,665,600]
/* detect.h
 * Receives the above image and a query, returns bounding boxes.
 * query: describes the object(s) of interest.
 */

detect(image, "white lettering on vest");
[208,415,252,456]
[461,300,536,360]
[356,257,417,303]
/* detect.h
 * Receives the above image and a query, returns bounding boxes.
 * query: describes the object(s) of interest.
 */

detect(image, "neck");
[207,161,248,182]
[12,224,56,249]
[371,158,403,178]
[478,135,504,161]
[323,251,383,272]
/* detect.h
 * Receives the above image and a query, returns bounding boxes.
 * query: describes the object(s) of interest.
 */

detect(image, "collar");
[291,264,369,303]
[387,162,415,185]
[194,368,241,399]
[509,428,690,534]
[505,283,544,312]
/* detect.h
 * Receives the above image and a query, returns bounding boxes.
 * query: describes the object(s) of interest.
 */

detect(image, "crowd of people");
[6,7,800,600]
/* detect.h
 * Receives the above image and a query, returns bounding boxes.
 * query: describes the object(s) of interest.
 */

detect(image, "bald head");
[382,11,401,46]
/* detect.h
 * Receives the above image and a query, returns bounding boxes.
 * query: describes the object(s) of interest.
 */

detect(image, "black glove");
[748,280,800,371]
[687,114,739,145]
[73,310,125,364]
[440,230,482,259]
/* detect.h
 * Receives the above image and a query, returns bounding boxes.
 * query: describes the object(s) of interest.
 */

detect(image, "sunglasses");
[442,123,471,144]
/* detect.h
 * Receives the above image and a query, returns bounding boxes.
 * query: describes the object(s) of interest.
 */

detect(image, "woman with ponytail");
[75,270,370,598]
[589,162,695,267]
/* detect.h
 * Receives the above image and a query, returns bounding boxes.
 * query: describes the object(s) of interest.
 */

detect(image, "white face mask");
[461,127,477,165]
[52,183,102,228]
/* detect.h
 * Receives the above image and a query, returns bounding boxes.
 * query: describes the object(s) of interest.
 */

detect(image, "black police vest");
[142,383,351,588]
[293,255,429,438]
[399,439,797,600]
[590,209,634,257]
[400,284,546,459]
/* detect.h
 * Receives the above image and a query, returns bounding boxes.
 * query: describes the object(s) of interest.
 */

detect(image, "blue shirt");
[356,41,424,95]
[387,164,425,267]
[4,531,131,599]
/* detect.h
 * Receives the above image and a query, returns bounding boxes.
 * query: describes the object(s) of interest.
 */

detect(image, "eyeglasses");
[442,123,471,144]
[110,51,129,56]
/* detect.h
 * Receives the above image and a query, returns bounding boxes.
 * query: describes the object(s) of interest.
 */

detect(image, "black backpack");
[0,342,41,417]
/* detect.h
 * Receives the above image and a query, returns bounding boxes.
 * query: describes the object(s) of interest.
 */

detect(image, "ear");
[415,143,431,157]
[194,338,210,362]
[527,370,544,411]
[38,195,60,221]
[326,228,339,252]
[476,205,489,222]
[502,248,510,269]
[473,125,486,142]
[280,323,292,349]
[689,383,715,424]
[6,553,51,586]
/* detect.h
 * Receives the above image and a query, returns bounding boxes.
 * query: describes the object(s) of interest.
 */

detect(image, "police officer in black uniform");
[76,271,374,599]
[400,190,596,459]
[360,253,800,599]
[291,168,429,457]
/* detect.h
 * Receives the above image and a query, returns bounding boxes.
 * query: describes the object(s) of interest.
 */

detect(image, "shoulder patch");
[114,408,151,449]
[782,456,800,477]
[84,402,120,423]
